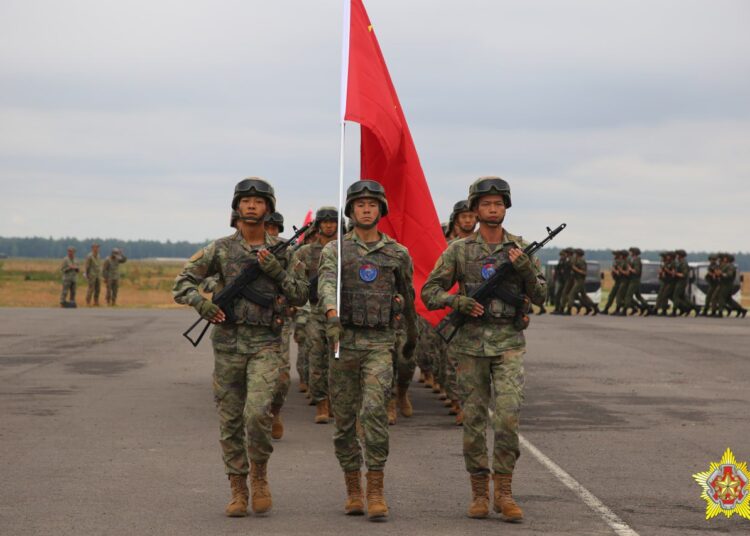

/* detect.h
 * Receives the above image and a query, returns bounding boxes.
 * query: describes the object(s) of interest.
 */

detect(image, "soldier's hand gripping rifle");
[435,223,566,344]
[182,222,314,347]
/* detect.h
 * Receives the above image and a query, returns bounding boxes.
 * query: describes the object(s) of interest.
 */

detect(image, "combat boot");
[591,305,599,316]
[493,473,523,522]
[315,399,330,424]
[344,471,365,515]
[448,400,459,416]
[455,407,464,426]
[225,474,249,517]
[365,470,389,520]
[432,382,442,394]
[397,385,413,417]
[250,461,272,514]
[271,405,284,440]
[298,381,308,393]
[423,372,435,389]
[467,473,490,518]
[387,398,397,425]
[418,370,426,383]
[439,389,449,401]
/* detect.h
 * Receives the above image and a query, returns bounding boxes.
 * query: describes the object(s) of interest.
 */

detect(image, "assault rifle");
[182,222,314,347]
[435,223,566,344]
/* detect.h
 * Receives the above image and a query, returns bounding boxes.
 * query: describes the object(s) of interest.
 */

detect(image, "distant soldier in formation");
[173,177,308,518]
[671,249,696,316]
[445,200,477,241]
[715,253,747,318]
[265,212,291,440]
[622,247,650,315]
[601,250,624,314]
[84,243,102,306]
[59,246,79,307]
[563,249,597,315]
[655,251,675,315]
[102,248,127,305]
[702,254,721,316]
[295,206,339,424]
[319,180,417,520]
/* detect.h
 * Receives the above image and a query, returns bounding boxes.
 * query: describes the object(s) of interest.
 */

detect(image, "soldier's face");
[238,196,268,223]
[265,223,280,237]
[319,220,338,238]
[92,246,99,255]
[67,249,75,258]
[352,198,380,229]
[455,212,477,233]
[476,195,506,227]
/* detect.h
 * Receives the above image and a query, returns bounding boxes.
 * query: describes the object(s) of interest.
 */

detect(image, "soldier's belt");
[466,316,515,325]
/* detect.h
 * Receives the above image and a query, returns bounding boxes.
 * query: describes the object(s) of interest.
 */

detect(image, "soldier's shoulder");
[504,229,528,248]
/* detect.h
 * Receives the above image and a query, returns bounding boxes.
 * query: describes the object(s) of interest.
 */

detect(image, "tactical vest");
[339,238,401,329]
[218,238,286,328]
[458,240,524,321]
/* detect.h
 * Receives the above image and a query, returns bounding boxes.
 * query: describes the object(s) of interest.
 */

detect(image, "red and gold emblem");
[693,448,750,520]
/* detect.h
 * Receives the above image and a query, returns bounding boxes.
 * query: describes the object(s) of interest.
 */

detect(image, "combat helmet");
[468,176,511,210]
[629,247,641,255]
[232,177,276,213]
[315,206,339,224]
[344,179,388,217]
[266,212,284,233]
[448,200,471,225]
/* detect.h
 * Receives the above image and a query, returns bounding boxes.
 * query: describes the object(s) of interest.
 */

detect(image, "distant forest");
[0,236,748,271]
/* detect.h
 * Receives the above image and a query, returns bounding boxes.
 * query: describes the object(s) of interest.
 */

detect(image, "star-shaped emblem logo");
[693,448,750,520]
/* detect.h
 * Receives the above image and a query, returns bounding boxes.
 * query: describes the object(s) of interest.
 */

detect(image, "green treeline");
[0,236,210,260]
[0,236,747,271]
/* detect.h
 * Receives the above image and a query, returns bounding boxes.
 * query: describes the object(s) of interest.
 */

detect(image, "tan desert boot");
[397,385,413,417]
[344,471,365,515]
[493,473,523,522]
[225,474,248,517]
[365,470,389,520]
[250,461,272,514]
[467,473,489,518]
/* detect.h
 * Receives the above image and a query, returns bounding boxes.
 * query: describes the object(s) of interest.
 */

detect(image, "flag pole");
[335,0,351,360]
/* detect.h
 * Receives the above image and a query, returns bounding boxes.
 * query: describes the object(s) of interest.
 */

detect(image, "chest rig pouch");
[219,241,286,331]
[458,241,526,322]
[340,239,400,329]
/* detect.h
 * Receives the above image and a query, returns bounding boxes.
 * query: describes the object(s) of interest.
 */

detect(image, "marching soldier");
[59,246,79,307]
[422,176,547,522]
[318,180,417,520]
[172,177,308,518]
[295,206,340,424]
[716,254,747,317]
[552,248,574,314]
[445,200,477,240]
[655,251,676,315]
[702,254,721,316]
[602,250,623,315]
[623,247,650,315]
[671,249,695,316]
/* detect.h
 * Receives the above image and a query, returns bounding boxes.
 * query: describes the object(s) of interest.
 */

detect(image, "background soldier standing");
[102,248,127,305]
[552,248,573,314]
[422,176,547,522]
[84,243,102,306]
[172,178,308,518]
[59,246,79,307]
[318,180,417,520]
[295,206,339,424]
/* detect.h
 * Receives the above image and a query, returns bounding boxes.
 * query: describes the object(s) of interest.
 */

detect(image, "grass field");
[1,258,747,308]
[0,258,186,308]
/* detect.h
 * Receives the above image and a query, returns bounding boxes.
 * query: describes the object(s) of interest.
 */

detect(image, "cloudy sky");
[1,0,748,250]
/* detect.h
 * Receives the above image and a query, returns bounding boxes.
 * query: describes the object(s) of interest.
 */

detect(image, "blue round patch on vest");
[359,263,379,282]
[481,263,496,280]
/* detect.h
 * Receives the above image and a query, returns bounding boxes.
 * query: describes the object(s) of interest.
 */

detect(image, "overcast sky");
[1,0,748,251]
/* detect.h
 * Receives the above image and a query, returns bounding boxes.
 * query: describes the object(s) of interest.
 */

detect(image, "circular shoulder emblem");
[481,260,496,280]
[359,263,379,282]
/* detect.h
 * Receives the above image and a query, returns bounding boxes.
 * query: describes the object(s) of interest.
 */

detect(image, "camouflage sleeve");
[318,241,338,314]
[280,249,309,307]
[525,254,548,306]
[421,245,459,311]
[120,255,127,264]
[83,256,91,277]
[172,244,218,307]
[397,248,418,345]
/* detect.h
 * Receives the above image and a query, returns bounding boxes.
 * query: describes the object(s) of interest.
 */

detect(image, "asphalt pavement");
[0,308,748,535]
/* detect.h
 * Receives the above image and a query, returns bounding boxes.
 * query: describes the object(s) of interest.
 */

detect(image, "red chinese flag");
[342,0,448,325]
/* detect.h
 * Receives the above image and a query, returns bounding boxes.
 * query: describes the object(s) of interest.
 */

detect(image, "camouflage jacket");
[318,230,417,351]
[421,228,547,356]
[673,259,688,281]
[571,257,587,281]
[84,253,102,280]
[60,257,79,283]
[720,263,737,286]
[102,254,127,281]
[293,240,326,315]
[630,257,642,280]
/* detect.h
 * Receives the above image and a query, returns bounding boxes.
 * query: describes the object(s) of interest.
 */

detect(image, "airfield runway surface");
[0,308,748,535]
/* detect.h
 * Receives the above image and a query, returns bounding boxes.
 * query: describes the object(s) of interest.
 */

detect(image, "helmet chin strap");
[353,215,380,230]
[478,216,503,228]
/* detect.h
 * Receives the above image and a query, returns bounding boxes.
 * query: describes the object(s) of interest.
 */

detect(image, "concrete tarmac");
[0,308,748,535]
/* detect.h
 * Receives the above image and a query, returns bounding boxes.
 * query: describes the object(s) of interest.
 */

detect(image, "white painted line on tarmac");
[519,434,640,536]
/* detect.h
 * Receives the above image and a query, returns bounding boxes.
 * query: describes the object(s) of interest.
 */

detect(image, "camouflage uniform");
[554,249,574,313]
[84,250,102,305]
[623,249,648,312]
[422,229,547,476]
[318,230,416,472]
[603,252,623,313]
[59,254,79,304]
[655,253,675,313]
[293,302,311,387]
[271,319,292,409]
[563,251,591,313]
[295,240,330,404]
[671,252,693,314]
[102,250,127,305]
[172,231,308,475]
[703,256,720,315]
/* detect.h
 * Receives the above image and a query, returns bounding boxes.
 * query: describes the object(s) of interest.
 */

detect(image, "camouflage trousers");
[271,323,292,409]
[656,281,674,310]
[293,320,310,385]
[391,330,415,390]
[306,313,330,403]
[624,279,647,309]
[603,279,621,311]
[555,279,573,311]
[444,348,460,402]
[60,280,76,303]
[106,280,119,305]
[85,277,101,305]
[212,341,284,474]
[672,280,692,311]
[456,348,525,475]
[330,346,393,472]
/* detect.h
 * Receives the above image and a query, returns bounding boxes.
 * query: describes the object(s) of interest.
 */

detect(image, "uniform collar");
[347,229,389,253]
[466,227,520,254]
[232,230,275,253]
